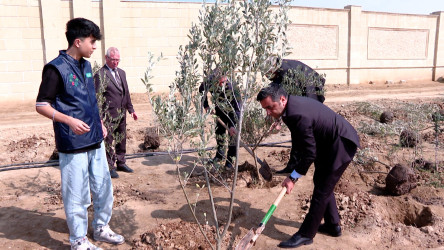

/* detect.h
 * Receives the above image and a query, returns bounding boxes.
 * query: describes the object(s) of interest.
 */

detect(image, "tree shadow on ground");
[151,196,301,245]
[0,207,139,249]
[87,207,138,246]
[1,168,60,195]
[0,206,68,249]
[144,153,300,245]
[141,154,205,175]
[0,169,139,248]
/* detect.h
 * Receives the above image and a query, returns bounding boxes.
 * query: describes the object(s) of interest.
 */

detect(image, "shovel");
[216,117,273,181]
[235,186,287,250]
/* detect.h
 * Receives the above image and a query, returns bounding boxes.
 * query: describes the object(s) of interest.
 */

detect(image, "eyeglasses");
[106,56,120,62]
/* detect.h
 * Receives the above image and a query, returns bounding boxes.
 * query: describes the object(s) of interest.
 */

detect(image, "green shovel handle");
[260,187,287,226]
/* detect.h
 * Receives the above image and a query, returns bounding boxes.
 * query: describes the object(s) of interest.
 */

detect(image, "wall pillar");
[432,11,444,81]
[345,5,363,84]
[39,0,64,64]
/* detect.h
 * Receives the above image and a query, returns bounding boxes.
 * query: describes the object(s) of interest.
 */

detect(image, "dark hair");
[257,83,287,102]
[65,18,102,47]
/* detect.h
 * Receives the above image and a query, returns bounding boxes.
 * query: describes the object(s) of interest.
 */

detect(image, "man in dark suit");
[257,83,360,248]
[268,59,325,103]
[94,47,137,178]
[199,71,240,169]
[268,59,326,175]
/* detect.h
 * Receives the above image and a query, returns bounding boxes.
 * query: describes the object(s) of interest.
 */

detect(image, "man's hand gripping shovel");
[235,186,287,250]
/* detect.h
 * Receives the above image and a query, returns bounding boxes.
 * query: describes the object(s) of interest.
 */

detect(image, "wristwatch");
[289,175,298,183]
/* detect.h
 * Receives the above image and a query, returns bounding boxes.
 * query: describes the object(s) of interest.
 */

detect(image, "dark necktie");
[113,69,123,91]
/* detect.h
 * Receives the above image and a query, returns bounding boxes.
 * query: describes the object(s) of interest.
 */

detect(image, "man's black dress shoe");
[318,223,342,237]
[110,169,119,178]
[276,165,293,174]
[278,233,313,248]
[117,164,134,173]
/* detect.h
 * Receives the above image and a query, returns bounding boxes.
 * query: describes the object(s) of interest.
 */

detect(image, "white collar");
[105,64,117,72]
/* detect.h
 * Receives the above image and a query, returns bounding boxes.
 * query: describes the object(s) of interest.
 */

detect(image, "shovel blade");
[235,226,265,250]
[259,159,273,182]
[235,228,256,250]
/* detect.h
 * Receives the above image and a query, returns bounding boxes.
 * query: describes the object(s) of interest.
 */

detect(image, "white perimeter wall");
[0,1,443,102]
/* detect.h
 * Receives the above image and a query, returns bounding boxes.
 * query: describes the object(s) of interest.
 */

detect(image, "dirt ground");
[0,81,443,250]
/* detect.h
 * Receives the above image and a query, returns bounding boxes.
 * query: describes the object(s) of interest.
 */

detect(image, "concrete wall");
[0,1,443,102]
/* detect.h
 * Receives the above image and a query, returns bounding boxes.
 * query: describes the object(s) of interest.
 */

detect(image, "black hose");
[253,140,292,148]
[0,147,214,172]
[0,162,59,172]
[0,140,292,172]
[0,159,58,168]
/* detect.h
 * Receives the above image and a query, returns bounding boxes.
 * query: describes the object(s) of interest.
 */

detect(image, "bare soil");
[0,81,443,249]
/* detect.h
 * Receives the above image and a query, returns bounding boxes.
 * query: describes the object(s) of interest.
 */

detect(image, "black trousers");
[297,138,357,238]
[105,114,127,170]
[214,109,236,165]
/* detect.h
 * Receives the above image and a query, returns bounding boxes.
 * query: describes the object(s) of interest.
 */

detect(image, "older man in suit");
[94,47,137,178]
[257,83,360,248]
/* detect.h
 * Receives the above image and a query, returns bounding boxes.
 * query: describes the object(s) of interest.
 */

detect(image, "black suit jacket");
[271,59,326,103]
[94,66,134,118]
[198,80,241,128]
[282,95,360,175]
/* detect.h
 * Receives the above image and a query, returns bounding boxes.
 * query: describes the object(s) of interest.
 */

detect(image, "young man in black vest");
[36,18,124,249]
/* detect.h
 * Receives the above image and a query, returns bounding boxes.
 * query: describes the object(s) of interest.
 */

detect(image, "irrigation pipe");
[0,162,60,172]
[0,140,292,172]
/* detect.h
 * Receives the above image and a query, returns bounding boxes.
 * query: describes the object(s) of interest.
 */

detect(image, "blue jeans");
[59,142,114,243]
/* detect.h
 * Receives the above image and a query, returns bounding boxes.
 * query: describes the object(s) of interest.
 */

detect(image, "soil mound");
[385,164,417,195]
[142,127,160,150]
[380,111,394,123]
[400,129,420,147]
